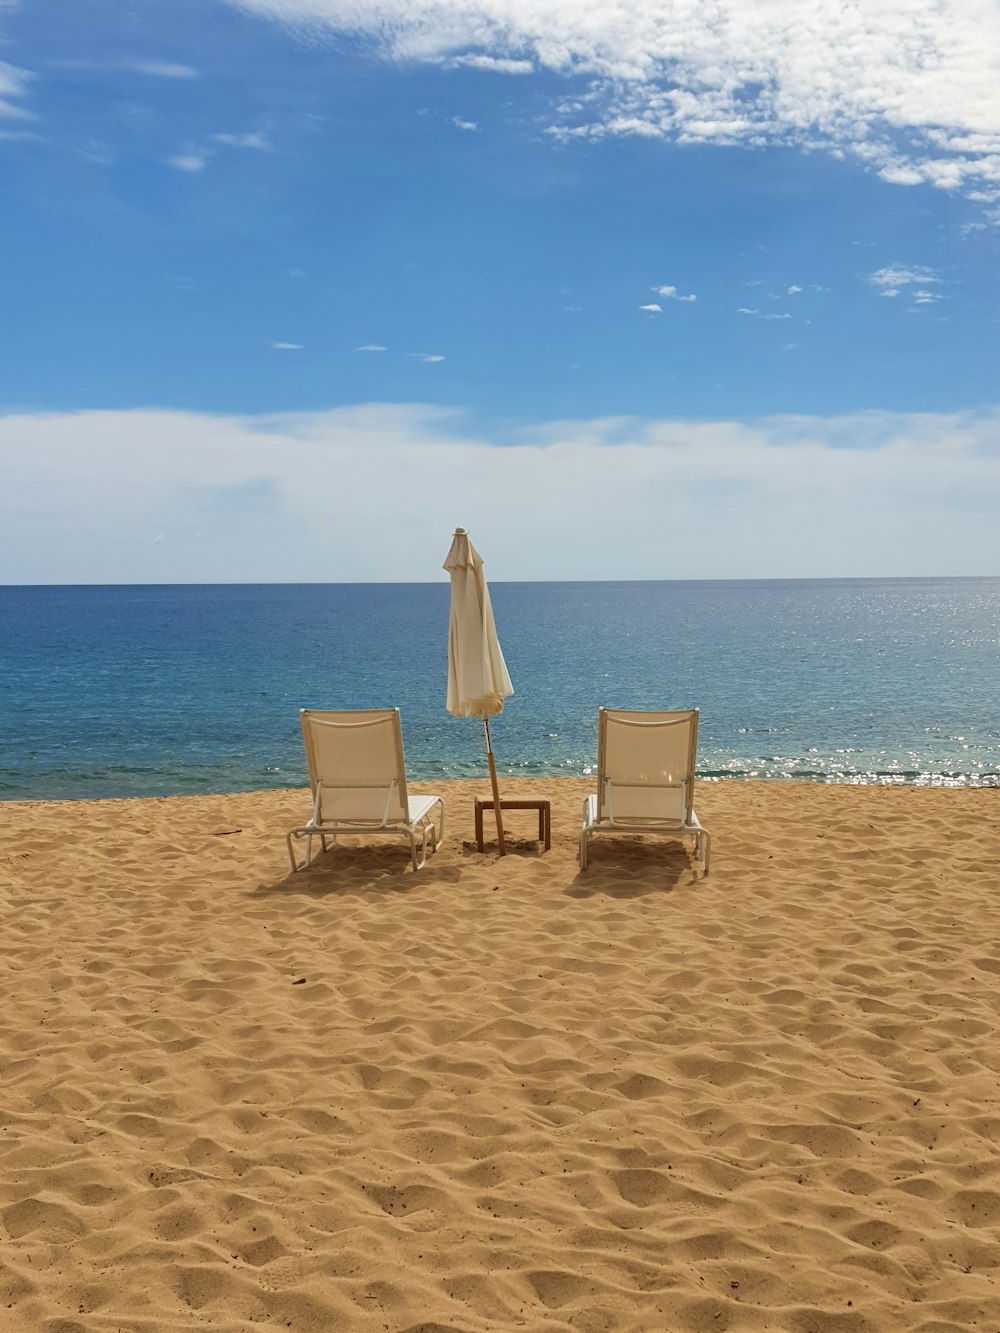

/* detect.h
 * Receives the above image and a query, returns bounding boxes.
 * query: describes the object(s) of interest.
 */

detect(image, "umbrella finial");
[454,526,467,535]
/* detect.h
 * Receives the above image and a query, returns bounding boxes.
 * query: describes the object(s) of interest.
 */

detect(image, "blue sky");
[1,0,999,580]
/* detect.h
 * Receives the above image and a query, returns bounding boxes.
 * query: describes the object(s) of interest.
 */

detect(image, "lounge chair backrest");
[300,709,409,826]
[597,708,699,826]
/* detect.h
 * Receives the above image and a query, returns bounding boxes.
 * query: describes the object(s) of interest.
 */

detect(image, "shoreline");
[3,779,1000,1329]
[4,766,1000,810]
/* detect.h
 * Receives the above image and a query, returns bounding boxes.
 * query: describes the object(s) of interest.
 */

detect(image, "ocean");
[1,579,998,801]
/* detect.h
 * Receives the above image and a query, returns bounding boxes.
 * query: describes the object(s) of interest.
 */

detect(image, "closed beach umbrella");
[443,527,513,854]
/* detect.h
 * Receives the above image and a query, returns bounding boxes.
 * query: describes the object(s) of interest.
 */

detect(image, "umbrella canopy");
[443,528,513,719]
[443,527,513,853]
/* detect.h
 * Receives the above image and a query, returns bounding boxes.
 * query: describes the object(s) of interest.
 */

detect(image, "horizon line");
[2,574,998,590]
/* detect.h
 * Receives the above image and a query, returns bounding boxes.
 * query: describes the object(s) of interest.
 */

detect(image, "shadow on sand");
[564,837,696,899]
[250,844,463,900]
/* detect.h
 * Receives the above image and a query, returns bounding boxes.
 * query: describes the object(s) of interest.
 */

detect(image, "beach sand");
[2,778,1000,1331]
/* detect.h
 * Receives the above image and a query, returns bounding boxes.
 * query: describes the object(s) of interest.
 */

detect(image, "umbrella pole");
[483,718,507,856]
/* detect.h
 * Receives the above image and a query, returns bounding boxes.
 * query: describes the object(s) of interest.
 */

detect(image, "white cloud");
[271,341,304,350]
[167,153,208,172]
[787,284,802,295]
[870,265,941,299]
[407,352,446,362]
[738,307,793,320]
[355,344,387,352]
[452,116,479,131]
[3,403,999,582]
[638,303,662,312]
[870,265,940,289]
[876,162,926,186]
[447,54,533,74]
[653,284,696,302]
[223,0,1000,207]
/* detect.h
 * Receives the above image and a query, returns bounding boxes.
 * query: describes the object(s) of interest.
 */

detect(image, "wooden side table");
[475,799,551,852]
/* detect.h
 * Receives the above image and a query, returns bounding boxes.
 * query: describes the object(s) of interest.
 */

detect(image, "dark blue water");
[1,579,998,800]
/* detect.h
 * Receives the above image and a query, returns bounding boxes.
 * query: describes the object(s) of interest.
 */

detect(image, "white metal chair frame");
[286,710,445,873]
[580,708,710,874]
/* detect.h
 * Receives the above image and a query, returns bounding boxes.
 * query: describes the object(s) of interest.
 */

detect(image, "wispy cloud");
[167,153,208,172]
[212,131,270,150]
[167,132,269,172]
[639,303,662,313]
[407,352,445,363]
[128,61,197,79]
[224,0,1000,209]
[452,116,479,132]
[0,60,35,121]
[270,341,303,350]
[54,59,198,79]
[78,139,116,165]
[787,284,802,295]
[355,344,387,352]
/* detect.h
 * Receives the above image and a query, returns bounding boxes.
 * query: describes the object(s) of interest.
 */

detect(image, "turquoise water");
[1,579,998,800]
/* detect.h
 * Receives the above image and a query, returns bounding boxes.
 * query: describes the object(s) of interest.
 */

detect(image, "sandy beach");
[2,778,1000,1331]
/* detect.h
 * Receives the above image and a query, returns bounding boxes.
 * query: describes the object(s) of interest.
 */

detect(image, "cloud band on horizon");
[2,402,998,583]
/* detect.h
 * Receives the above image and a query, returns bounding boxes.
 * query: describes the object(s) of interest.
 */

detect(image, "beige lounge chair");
[580,708,710,874]
[286,709,445,873]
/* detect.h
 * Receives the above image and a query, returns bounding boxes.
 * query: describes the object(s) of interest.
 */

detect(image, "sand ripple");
[2,780,1000,1329]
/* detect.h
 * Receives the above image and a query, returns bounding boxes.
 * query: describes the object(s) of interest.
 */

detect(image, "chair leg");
[286,828,314,873]
[412,822,437,871]
[579,829,589,870]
